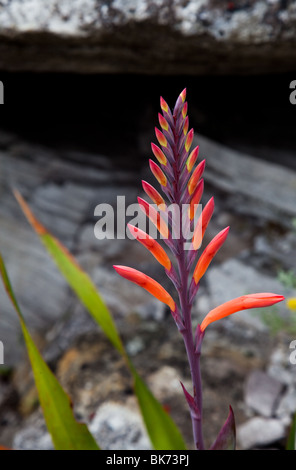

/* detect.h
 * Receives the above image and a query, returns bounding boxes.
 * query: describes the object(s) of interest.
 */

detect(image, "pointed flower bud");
[192,197,214,250]
[193,227,229,285]
[155,127,168,148]
[187,159,206,195]
[158,113,169,132]
[160,96,169,113]
[149,159,167,187]
[189,179,204,221]
[138,197,169,239]
[127,224,171,270]
[182,102,188,119]
[183,116,189,136]
[200,293,285,331]
[113,265,176,311]
[151,142,167,165]
[186,146,199,172]
[185,129,194,153]
[179,88,186,104]
[142,180,165,208]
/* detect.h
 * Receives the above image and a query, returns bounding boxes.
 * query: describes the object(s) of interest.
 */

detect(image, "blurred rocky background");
[0,0,296,451]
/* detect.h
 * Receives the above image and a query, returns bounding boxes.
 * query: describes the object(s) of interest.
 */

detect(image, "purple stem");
[171,111,205,450]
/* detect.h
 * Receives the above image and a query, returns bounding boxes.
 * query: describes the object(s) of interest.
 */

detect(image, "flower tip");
[180,88,187,102]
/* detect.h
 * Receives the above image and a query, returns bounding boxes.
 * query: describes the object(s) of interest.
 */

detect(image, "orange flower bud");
[187,159,206,195]
[200,293,285,331]
[151,143,167,165]
[127,224,171,270]
[138,197,169,239]
[113,265,176,311]
[193,227,229,284]
[155,127,168,148]
[186,146,199,172]
[149,159,167,187]
[192,197,214,250]
[142,180,166,208]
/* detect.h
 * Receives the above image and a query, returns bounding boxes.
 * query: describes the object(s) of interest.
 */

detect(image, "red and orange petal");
[142,180,165,208]
[180,88,187,103]
[127,224,171,270]
[113,265,176,311]
[158,113,169,132]
[192,197,215,250]
[182,102,188,119]
[149,159,167,187]
[138,197,169,239]
[187,159,206,195]
[151,143,167,165]
[189,179,204,221]
[200,293,285,331]
[185,128,194,152]
[183,116,189,136]
[193,227,229,285]
[160,96,169,113]
[155,127,168,148]
[186,146,199,172]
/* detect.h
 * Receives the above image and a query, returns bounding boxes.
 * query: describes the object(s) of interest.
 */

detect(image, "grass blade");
[0,254,100,450]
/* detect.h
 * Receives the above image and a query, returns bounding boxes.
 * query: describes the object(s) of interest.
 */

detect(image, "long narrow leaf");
[14,190,186,450]
[287,412,296,450]
[0,254,99,450]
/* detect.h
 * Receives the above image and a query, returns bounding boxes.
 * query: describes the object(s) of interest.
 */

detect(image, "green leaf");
[0,254,99,450]
[130,363,186,450]
[287,412,296,450]
[14,190,187,450]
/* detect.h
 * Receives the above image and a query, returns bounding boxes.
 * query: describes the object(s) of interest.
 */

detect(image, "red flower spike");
[193,227,229,285]
[192,197,215,250]
[185,128,194,152]
[138,197,169,239]
[127,224,171,270]
[160,96,169,113]
[155,127,168,148]
[151,142,167,165]
[187,159,206,195]
[113,265,176,311]
[158,113,169,132]
[182,102,188,119]
[189,179,204,221]
[142,180,166,208]
[149,159,167,187]
[186,146,199,172]
[200,293,285,331]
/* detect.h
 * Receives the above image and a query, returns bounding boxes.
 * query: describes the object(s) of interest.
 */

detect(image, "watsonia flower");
[113,89,284,450]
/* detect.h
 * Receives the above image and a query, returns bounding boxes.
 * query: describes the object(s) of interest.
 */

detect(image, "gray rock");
[13,414,54,450]
[244,370,284,418]
[0,1,295,74]
[89,402,151,450]
[198,134,296,228]
[237,417,286,449]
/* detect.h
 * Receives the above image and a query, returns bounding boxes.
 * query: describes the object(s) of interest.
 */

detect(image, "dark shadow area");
[0,72,295,168]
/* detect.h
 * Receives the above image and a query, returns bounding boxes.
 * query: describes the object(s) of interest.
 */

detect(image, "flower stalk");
[114,89,285,449]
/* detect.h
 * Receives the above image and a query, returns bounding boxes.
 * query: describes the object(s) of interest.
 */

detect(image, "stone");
[198,135,296,228]
[237,417,286,449]
[244,370,284,418]
[0,1,295,75]
[89,402,151,450]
